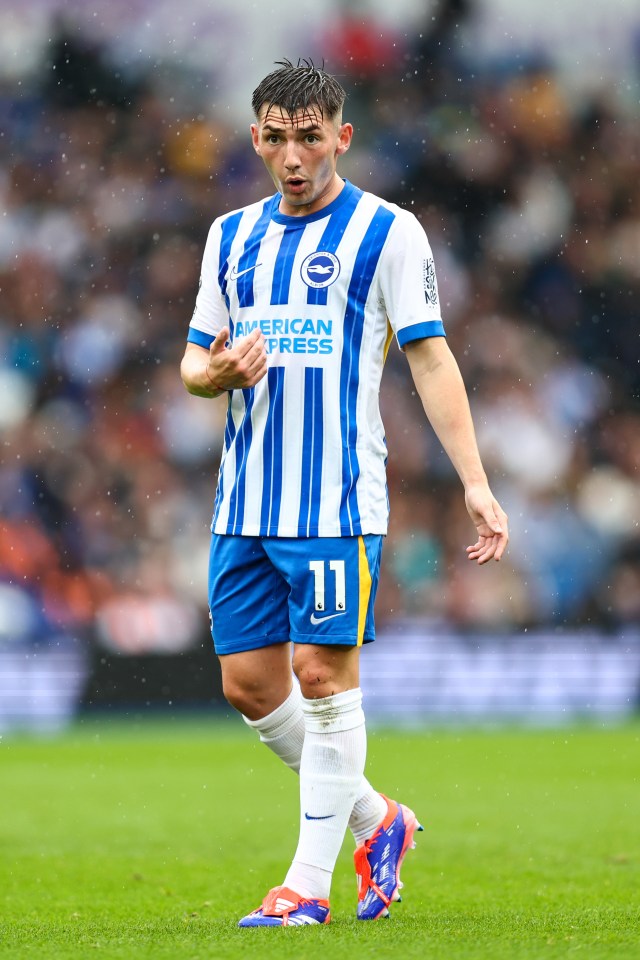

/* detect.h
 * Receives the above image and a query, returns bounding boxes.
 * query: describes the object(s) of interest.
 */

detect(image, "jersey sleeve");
[379,210,446,348]
[187,219,229,349]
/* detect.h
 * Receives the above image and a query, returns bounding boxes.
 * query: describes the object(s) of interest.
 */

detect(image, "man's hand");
[180,328,267,399]
[206,326,267,391]
[464,484,509,564]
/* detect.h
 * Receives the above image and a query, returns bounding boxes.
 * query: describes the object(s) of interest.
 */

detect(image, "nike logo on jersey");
[304,813,335,820]
[230,262,262,281]
[309,611,346,625]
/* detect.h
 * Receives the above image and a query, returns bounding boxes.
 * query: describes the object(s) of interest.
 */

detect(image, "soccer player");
[180,60,509,927]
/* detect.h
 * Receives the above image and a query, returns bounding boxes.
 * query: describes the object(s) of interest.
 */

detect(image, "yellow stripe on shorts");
[357,536,373,646]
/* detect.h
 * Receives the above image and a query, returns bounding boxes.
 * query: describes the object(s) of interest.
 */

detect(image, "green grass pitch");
[1,718,638,959]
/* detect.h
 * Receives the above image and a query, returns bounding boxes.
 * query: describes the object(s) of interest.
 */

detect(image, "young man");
[181,60,508,927]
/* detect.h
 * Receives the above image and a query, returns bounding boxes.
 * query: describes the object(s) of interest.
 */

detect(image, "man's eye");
[305,135,318,144]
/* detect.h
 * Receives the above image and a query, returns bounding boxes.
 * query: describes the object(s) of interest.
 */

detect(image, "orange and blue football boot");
[238,885,331,927]
[354,795,423,920]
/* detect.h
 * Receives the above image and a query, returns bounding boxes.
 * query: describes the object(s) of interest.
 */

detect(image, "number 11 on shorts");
[309,560,346,612]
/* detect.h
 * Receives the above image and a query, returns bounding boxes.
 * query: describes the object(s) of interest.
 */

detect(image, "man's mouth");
[285,177,306,191]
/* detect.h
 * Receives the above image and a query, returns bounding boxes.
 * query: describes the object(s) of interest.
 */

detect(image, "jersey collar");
[270,180,359,225]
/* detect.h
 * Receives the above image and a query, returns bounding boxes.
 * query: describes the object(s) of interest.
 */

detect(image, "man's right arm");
[180,328,268,399]
[182,217,269,398]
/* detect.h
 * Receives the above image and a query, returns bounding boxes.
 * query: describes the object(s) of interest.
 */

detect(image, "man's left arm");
[405,335,509,564]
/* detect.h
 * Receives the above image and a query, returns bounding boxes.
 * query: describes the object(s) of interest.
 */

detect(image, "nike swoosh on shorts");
[309,611,346,625]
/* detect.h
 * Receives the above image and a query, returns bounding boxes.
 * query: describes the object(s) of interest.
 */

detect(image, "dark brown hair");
[251,59,347,122]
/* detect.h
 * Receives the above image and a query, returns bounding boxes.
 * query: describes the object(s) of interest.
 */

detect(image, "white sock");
[283,689,367,900]
[242,684,305,773]
[243,682,387,845]
[349,790,388,847]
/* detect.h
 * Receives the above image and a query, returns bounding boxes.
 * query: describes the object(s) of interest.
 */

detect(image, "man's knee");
[293,660,336,699]
[221,673,259,716]
[220,674,285,719]
[293,645,359,700]
[219,645,293,720]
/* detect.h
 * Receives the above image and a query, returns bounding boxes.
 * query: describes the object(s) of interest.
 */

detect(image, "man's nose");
[284,141,301,168]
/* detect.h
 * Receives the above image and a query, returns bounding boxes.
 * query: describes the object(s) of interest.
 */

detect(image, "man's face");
[251,104,352,216]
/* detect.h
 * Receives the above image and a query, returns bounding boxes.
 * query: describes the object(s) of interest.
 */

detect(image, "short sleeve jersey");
[188,180,445,537]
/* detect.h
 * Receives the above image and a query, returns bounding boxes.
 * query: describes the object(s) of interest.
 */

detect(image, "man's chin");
[282,185,311,204]
[280,191,316,215]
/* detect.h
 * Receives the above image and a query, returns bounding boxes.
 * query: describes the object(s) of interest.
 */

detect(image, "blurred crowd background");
[0,0,639,724]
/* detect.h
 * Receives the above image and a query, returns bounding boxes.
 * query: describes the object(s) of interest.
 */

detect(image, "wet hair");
[251,59,346,123]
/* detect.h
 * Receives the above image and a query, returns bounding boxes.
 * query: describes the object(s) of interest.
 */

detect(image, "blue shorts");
[208,534,383,655]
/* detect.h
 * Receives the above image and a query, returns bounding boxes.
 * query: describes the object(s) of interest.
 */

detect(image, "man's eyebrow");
[262,122,322,133]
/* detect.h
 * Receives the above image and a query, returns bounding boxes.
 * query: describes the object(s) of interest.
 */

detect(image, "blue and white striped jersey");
[188,180,445,537]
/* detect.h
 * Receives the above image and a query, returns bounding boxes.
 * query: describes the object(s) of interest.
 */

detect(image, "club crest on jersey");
[300,251,341,289]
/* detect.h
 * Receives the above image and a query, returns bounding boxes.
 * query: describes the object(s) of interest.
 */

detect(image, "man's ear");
[336,122,353,157]
[250,123,261,156]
